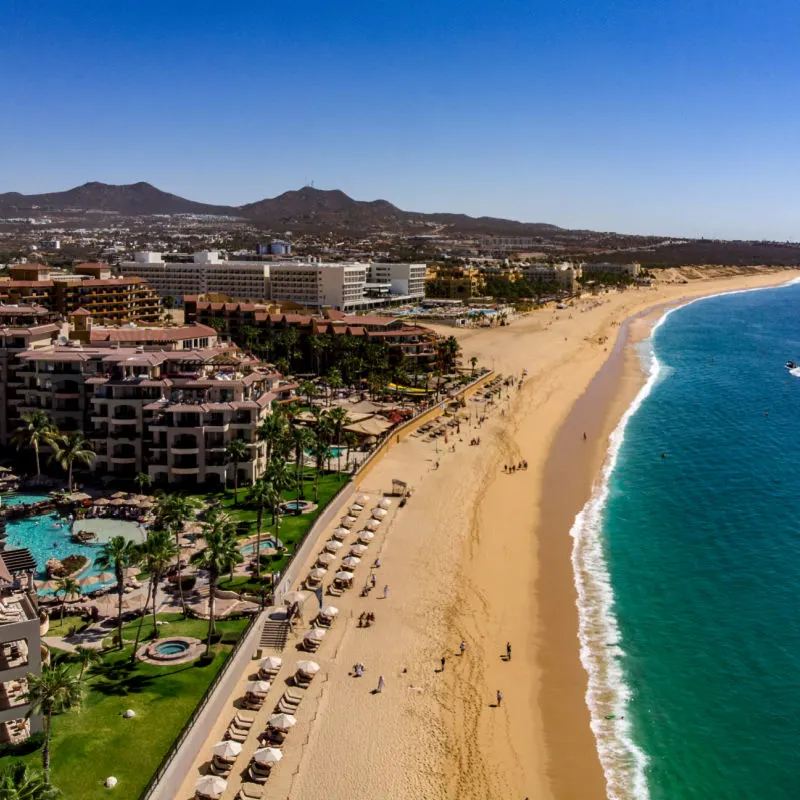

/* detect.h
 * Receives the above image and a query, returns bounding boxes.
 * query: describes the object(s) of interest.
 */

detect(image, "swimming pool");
[5,514,144,594]
[0,493,50,507]
[240,538,280,556]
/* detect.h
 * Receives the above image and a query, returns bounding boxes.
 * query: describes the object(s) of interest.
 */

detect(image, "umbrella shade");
[340,516,357,527]
[356,494,370,505]
[334,570,354,582]
[348,544,368,556]
[283,591,307,606]
[245,680,271,695]
[260,655,282,671]
[325,540,343,552]
[371,508,388,519]
[253,747,283,765]
[268,713,297,731]
[320,605,339,618]
[365,520,381,531]
[357,531,375,542]
[77,576,99,587]
[211,740,242,759]
[341,556,361,569]
[96,572,116,582]
[195,775,227,796]
[94,498,110,506]
[0,466,9,472]
[303,628,326,643]
[348,504,364,513]
[316,552,335,565]
[295,660,320,675]
[110,498,128,506]
[331,527,349,540]
[110,491,127,499]
[378,497,392,509]
[308,567,327,580]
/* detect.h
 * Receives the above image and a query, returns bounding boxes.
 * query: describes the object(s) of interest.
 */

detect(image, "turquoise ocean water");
[572,280,800,799]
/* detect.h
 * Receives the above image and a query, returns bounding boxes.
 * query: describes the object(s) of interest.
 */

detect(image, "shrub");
[0,731,45,757]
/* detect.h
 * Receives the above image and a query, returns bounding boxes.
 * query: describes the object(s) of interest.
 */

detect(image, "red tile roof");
[90,324,216,343]
[71,307,92,316]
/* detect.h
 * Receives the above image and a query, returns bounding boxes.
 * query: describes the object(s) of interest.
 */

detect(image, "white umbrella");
[358,531,375,542]
[260,655,282,671]
[365,519,381,531]
[341,556,361,569]
[348,504,364,513]
[371,508,387,519]
[331,527,350,539]
[340,516,357,527]
[245,680,271,695]
[356,494,370,505]
[195,775,227,797]
[379,497,392,509]
[334,570,354,582]
[268,713,297,731]
[317,552,335,565]
[296,659,320,676]
[283,591,306,606]
[304,628,326,643]
[320,605,339,618]
[253,746,283,765]
[349,544,368,556]
[325,540,343,552]
[211,740,242,759]
[308,567,327,580]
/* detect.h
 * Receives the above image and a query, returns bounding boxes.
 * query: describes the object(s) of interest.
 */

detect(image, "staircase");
[260,618,290,650]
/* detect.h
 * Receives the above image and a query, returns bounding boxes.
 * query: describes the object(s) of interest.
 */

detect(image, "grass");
[44,614,90,637]
[17,614,249,800]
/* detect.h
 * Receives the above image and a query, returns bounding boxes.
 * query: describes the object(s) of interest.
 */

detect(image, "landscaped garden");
[12,614,249,800]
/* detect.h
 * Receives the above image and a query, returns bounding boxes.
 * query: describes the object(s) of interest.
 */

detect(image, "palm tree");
[199,513,241,656]
[325,367,343,407]
[265,458,293,536]
[48,432,95,490]
[299,380,316,407]
[256,413,286,464]
[11,411,55,480]
[135,472,151,495]
[290,426,314,500]
[327,407,349,479]
[343,431,359,473]
[152,493,198,617]
[0,762,60,799]
[73,646,101,680]
[470,356,478,377]
[308,334,329,374]
[225,438,249,505]
[25,663,83,786]
[282,326,299,367]
[247,479,275,578]
[310,436,328,502]
[54,578,79,626]
[131,528,177,659]
[96,537,139,649]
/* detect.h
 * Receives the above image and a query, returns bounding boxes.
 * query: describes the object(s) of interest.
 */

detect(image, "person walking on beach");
[383,584,390,599]
[506,641,512,661]
[376,675,385,693]
[496,689,503,707]
[460,641,466,656]
[441,656,446,672]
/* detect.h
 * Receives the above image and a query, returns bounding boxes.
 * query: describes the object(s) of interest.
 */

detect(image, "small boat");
[786,361,797,370]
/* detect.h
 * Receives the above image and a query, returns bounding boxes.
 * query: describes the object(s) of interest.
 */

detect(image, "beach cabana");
[195,774,227,800]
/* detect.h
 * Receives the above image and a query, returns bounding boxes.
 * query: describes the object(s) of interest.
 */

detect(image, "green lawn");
[43,615,89,638]
[18,614,249,800]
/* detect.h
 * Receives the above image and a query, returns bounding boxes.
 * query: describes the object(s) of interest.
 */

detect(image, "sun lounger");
[235,711,255,726]
[276,698,299,715]
[226,725,247,743]
[210,760,232,776]
[237,783,265,800]
[248,765,270,785]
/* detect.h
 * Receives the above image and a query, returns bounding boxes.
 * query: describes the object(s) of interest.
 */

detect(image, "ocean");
[572,280,800,800]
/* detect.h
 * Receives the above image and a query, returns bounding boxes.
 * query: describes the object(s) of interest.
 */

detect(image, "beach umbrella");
[195,775,227,797]
[245,680,271,695]
[348,544,368,556]
[340,516,357,527]
[341,556,361,569]
[371,508,387,519]
[253,747,283,765]
[334,570,354,582]
[295,660,320,676]
[331,527,349,540]
[378,497,391,509]
[283,591,307,606]
[94,498,110,506]
[211,740,242,759]
[304,628,326,643]
[357,531,375,543]
[365,519,381,531]
[324,540,343,552]
[96,572,116,583]
[110,498,127,506]
[268,713,297,731]
[308,567,327,580]
[110,491,127,499]
[320,605,339,618]
[348,504,364,513]
[260,655,282,671]
[316,552,335,566]
[356,494,370,505]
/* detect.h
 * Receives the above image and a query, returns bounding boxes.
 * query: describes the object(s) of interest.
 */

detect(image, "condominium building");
[582,261,641,277]
[425,265,486,299]
[522,261,580,291]
[0,264,161,324]
[119,251,271,302]
[0,548,43,744]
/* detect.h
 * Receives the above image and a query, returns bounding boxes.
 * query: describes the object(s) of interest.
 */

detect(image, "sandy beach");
[178,267,799,800]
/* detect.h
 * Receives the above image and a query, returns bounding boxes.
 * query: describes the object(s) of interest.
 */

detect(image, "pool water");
[283,501,310,511]
[0,493,50,507]
[5,514,144,594]
[154,640,189,656]
[240,538,279,556]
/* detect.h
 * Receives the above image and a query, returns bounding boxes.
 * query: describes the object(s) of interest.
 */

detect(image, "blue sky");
[4,0,800,239]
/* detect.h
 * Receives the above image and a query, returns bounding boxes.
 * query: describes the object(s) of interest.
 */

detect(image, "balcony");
[112,408,137,420]
[110,456,137,465]
[171,466,200,475]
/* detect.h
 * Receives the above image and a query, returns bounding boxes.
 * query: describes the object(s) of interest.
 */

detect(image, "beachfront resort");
[0,299,482,798]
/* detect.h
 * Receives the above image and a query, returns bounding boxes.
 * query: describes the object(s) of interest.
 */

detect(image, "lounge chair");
[248,764,270,785]
[226,725,247,743]
[237,783,265,800]
[210,758,232,776]
[234,711,255,727]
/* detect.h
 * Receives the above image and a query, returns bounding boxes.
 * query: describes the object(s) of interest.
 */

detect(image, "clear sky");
[4,0,800,239]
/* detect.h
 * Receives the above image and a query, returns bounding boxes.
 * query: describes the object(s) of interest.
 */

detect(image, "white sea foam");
[570,277,800,799]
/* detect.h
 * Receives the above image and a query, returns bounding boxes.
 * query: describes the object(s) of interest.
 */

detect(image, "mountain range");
[0,181,568,236]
